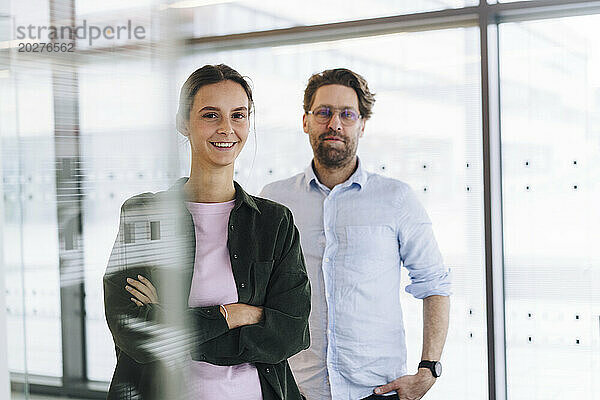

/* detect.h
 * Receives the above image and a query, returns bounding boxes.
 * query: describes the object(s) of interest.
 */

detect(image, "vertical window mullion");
[480,5,508,400]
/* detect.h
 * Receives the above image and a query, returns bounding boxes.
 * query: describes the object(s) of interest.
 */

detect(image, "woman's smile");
[210,141,237,150]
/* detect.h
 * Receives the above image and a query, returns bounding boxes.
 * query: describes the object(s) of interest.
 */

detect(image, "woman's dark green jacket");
[103,178,311,399]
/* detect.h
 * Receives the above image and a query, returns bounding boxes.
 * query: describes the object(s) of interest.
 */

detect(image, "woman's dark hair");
[177,64,254,121]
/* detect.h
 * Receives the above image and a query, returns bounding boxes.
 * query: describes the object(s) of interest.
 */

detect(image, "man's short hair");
[303,68,376,120]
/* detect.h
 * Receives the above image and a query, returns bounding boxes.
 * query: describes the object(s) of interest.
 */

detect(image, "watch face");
[434,362,442,377]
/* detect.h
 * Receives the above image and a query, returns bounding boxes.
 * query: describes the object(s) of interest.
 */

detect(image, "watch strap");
[418,360,441,378]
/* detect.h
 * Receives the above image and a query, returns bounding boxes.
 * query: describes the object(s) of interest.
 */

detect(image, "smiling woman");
[178,78,250,174]
[102,64,311,400]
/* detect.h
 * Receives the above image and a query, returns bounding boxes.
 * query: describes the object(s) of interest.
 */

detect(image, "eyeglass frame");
[306,106,363,126]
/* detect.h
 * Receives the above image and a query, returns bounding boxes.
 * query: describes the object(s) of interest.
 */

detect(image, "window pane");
[2,0,64,385]
[74,0,477,39]
[179,26,486,398]
[500,14,600,400]
[1,61,63,378]
[184,0,478,37]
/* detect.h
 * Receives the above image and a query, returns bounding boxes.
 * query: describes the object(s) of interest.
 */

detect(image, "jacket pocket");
[248,260,274,305]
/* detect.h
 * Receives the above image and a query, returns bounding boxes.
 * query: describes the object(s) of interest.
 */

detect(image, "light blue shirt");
[260,159,451,400]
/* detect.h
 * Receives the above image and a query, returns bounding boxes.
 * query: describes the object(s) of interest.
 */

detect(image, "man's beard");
[312,130,356,168]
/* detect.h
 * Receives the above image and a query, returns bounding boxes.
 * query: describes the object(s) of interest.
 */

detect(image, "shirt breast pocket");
[344,225,399,276]
[248,260,274,305]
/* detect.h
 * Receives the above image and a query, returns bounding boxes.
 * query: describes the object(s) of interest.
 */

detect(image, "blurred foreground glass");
[1,0,181,391]
[179,26,486,399]
[499,14,600,400]
[80,58,180,382]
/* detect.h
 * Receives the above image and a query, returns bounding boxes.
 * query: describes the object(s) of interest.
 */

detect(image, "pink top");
[185,199,263,400]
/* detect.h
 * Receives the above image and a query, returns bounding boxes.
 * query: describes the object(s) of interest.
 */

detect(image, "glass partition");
[499,14,600,400]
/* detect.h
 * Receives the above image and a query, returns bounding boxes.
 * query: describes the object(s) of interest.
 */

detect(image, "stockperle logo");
[16,20,146,46]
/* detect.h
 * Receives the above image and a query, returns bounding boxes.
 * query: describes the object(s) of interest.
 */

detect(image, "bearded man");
[260,68,451,400]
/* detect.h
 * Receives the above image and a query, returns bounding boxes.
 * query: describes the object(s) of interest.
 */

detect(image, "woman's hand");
[221,303,263,329]
[126,275,159,306]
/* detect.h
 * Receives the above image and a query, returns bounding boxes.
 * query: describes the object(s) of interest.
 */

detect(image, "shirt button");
[229,225,234,231]
[265,368,270,373]
[233,254,238,259]
[324,257,330,262]
[240,282,246,288]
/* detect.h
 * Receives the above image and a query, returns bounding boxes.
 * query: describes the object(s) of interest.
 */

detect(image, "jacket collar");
[169,177,260,214]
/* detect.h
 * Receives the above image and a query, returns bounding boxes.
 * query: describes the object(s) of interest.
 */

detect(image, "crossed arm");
[107,208,310,366]
[126,275,264,329]
[126,265,310,366]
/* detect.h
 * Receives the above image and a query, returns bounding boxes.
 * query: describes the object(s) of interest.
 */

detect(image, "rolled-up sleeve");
[397,188,452,299]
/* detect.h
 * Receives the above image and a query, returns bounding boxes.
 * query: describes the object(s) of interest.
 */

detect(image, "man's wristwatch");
[418,360,442,378]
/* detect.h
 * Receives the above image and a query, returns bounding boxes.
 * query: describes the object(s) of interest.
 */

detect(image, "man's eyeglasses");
[307,107,362,126]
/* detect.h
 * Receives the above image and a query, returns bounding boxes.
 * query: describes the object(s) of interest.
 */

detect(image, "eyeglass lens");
[313,107,360,124]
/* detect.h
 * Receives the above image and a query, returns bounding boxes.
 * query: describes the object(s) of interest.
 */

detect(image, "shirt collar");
[170,177,260,214]
[304,157,367,191]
